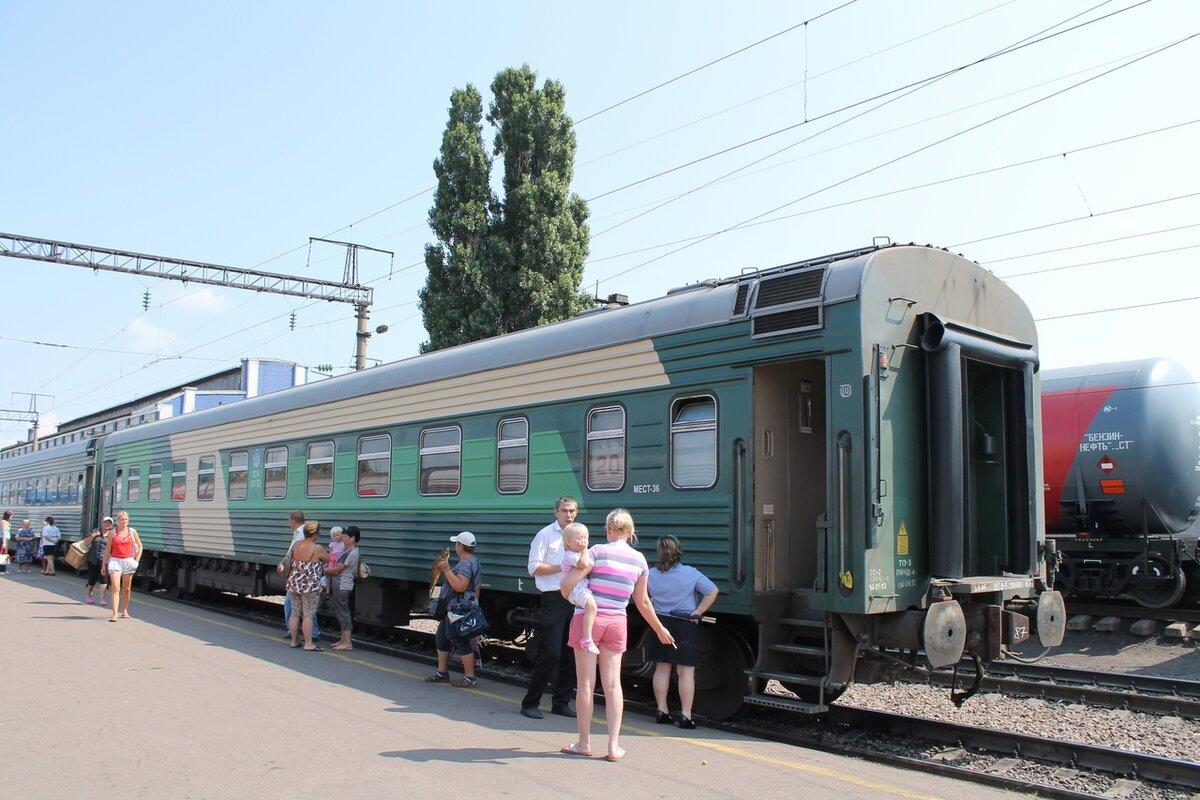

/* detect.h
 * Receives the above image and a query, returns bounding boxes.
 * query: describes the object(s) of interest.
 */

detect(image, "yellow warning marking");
[32,576,946,800]
[897,522,910,556]
[839,570,854,589]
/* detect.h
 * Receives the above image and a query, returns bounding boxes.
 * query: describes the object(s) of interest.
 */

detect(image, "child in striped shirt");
[559,522,600,654]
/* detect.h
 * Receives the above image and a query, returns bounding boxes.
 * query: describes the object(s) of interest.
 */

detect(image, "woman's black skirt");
[645,614,699,667]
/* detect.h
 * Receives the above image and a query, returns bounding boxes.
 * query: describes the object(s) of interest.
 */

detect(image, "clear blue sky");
[1,0,1198,442]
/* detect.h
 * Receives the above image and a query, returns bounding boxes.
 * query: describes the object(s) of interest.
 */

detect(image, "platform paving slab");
[0,573,1021,800]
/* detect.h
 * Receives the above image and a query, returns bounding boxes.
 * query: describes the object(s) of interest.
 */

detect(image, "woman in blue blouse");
[646,535,719,729]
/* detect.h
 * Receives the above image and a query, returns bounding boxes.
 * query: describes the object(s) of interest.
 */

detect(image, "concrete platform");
[0,572,1018,800]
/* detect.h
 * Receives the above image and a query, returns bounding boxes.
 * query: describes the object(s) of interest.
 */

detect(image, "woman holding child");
[559,508,675,762]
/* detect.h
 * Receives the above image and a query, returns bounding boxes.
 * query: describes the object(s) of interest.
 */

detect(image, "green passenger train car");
[3,244,1066,717]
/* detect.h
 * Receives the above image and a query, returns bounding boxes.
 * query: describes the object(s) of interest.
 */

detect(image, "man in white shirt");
[520,496,579,719]
[279,510,321,640]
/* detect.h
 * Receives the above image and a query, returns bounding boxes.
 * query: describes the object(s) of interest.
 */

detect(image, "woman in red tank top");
[102,511,142,622]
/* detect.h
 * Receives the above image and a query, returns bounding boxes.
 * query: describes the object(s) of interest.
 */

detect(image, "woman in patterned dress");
[286,520,326,651]
[14,519,38,572]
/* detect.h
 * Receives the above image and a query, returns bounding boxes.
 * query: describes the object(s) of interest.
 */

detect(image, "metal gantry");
[0,232,380,369]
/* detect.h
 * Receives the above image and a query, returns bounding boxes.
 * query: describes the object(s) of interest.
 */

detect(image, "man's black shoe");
[520,706,544,720]
[550,705,577,718]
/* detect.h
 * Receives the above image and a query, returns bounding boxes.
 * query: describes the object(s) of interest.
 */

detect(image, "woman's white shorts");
[107,557,139,574]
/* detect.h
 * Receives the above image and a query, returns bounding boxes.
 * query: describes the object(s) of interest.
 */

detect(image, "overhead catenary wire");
[1000,241,1200,279]
[580,0,1026,166]
[591,33,1199,288]
[582,117,1199,267]
[573,0,859,125]
[584,0,1152,204]
[983,221,1200,263]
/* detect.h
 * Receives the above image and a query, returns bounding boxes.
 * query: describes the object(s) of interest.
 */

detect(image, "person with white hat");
[426,531,482,688]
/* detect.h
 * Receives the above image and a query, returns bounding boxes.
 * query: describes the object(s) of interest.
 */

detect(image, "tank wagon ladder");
[744,613,837,713]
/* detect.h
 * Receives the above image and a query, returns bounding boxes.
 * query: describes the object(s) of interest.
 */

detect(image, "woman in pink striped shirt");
[560,508,675,762]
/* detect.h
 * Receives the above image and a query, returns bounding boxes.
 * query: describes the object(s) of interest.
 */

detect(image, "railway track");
[56,572,1199,800]
[920,659,1200,717]
[1066,601,1200,625]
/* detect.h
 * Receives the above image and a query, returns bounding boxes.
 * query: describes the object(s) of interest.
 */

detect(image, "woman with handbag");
[286,520,327,651]
[425,531,482,688]
[13,519,37,573]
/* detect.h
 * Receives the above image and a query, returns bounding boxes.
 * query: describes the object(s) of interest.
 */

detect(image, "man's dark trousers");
[522,591,576,710]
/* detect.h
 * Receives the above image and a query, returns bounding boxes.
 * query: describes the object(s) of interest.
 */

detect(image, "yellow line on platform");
[32,575,945,800]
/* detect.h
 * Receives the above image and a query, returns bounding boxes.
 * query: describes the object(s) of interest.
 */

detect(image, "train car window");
[197,457,216,502]
[586,406,626,492]
[148,462,163,502]
[496,417,529,494]
[115,468,125,505]
[227,452,248,501]
[170,460,187,502]
[670,396,718,489]
[356,435,391,498]
[127,466,141,503]
[306,442,335,499]
[264,447,288,500]
[419,426,461,496]
[36,478,46,505]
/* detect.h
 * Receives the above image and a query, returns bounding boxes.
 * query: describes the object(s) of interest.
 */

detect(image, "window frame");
[226,451,248,501]
[305,441,335,499]
[356,434,392,498]
[197,456,216,502]
[127,465,141,503]
[418,425,462,497]
[170,459,187,502]
[585,404,627,492]
[148,461,163,502]
[668,394,719,490]
[115,468,125,505]
[495,416,530,495]
[263,446,289,500]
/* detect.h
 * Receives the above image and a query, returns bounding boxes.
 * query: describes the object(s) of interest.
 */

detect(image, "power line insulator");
[141,289,151,311]
[289,311,297,331]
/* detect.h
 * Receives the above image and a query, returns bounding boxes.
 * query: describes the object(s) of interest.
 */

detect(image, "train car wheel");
[692,627,750,721]
[1131,555,1186,608]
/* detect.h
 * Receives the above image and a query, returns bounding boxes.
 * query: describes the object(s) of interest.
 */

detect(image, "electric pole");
[307,237,394,371]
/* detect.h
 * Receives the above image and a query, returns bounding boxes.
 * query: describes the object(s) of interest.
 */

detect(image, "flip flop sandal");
[453,677,477,688]
[559,743,592,757]
[303,646,325,652]
[605,749,628,763]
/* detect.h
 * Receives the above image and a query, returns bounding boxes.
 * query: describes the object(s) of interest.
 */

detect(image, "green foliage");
[420,65,591,352]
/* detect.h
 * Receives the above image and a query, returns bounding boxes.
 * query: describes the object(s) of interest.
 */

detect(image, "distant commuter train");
[1043,358,1200,607]
[0,244,1065,717]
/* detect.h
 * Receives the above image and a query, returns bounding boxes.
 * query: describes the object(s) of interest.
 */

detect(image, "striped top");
[578,540,648,616]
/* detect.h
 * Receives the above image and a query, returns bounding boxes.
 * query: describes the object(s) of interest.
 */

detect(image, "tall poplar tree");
[419,65,591,352]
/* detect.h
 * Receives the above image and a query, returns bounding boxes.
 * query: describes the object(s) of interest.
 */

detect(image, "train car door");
[100,461,115,520]
[753,359,827,592]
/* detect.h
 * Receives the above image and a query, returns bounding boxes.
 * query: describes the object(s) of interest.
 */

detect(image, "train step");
[776,617,826,630]
[743,692,828,714]
[768,643,827,658]
[751,669,825,687]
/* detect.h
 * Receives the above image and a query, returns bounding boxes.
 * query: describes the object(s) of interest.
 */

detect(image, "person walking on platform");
[324,525,360,651]
[39,516,61,575]
[286,520,326,652]
[82,517,113,606]
[520,496,579,719]
[560,509,675,762]
[426,532,482,688]
[647,535,719,730]
[14,519,37,573]
[278,510,321,641]
[101,511,142,622]
[1,510,11,572]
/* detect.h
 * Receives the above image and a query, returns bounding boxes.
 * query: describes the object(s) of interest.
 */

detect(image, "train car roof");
[0,437,92,470]
[1042,357,1197,389]
[101,244,951,448]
